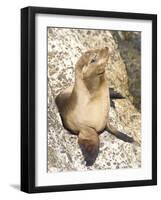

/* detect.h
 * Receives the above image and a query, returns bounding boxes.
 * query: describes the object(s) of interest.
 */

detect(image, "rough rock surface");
[47,28,141,172]
[111,31,141,110]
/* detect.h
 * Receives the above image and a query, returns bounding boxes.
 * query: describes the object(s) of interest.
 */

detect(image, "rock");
[111,31,141,110]
[48,28,141,172]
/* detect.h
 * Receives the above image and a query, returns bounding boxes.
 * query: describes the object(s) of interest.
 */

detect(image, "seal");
[55,47,134,165]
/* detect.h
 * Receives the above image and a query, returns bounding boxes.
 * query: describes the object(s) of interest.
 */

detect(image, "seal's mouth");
[97,70,105,75]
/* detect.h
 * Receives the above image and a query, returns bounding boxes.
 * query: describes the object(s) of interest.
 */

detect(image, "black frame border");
[21,6,157,193]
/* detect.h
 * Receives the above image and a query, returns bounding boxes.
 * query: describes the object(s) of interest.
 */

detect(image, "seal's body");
[58,78,108,134]
[55,48,134,165]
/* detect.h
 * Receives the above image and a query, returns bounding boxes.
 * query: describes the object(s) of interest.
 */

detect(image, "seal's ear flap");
[75,52,90,71]
[75,54,85,69]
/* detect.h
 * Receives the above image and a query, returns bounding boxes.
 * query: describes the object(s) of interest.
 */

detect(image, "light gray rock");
[47,28,141,172]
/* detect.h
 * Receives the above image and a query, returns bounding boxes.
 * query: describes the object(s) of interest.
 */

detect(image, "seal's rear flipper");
[106,123,134,143]
[110,99,115,108]
[78,128,99,166]
[112,131,134,143]
[109,88,125,99]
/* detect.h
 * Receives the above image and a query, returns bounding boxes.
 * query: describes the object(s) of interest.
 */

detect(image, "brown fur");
[55,47,134,165]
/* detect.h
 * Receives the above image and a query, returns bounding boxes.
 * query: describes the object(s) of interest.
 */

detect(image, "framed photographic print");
[21,6,157,193]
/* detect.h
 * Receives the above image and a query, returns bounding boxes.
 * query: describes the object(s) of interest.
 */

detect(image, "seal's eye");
[90,58,96,63]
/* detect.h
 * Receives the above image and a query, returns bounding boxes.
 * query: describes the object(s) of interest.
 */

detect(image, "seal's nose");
[105,47,109,51]
[106,47,112,55]
[101,47,109,57]
[101,47,109,55]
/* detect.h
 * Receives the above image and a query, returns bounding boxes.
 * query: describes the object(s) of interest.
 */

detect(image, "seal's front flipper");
[78,128,99,166]
[106,123,134,143]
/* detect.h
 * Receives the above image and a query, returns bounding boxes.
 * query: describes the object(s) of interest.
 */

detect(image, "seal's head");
[75,47,109,79]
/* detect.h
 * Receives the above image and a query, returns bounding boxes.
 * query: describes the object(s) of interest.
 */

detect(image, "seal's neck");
[74,71,106,95]
[84,75,106,93]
